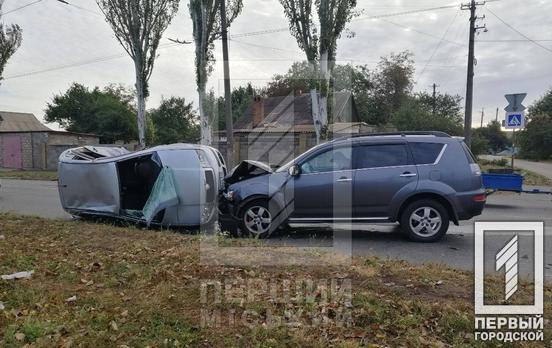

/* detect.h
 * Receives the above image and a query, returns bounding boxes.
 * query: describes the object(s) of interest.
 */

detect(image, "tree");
[518,89,552,160]
[0,0,22,84]
[279,0,357,143]
[149,97,200,145]
[45,83,138,143]
[474,120,510,154]
[189,0,243,145]
[368,51,415,125]
[216,83,257,130]
[96,0,180,149]
[391,94,464,136]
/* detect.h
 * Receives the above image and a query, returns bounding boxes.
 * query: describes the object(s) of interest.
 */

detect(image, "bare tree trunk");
[134,63,146,149]
[198,87,212,145]
[310,89,321,144]
[319,51,330,130]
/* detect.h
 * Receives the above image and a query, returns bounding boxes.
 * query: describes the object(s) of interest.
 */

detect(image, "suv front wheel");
[240,200,273,238]
[400,199,449,242]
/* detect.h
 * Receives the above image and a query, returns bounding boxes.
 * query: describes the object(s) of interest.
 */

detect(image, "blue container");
[482,173,524,192]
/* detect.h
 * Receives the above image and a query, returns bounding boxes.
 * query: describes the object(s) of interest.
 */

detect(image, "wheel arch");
[395,192,459,226]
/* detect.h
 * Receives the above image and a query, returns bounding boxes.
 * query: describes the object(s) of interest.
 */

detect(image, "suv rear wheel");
[240,200,273,238]
[400,199,449,242]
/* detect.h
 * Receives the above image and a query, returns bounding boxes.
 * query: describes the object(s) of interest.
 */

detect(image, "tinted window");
[410,143,445,165]
[354,145,410,169]
[301,147,352,174]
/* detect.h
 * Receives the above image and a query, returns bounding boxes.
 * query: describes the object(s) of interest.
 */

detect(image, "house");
[0,111,99,170]
[215,91,392,166]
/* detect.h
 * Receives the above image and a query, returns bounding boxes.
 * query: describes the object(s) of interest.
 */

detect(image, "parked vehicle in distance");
[219,132,486,242]
[58,144,226,227]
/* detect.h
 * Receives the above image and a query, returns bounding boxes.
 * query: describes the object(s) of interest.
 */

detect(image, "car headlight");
[223,190,235,201]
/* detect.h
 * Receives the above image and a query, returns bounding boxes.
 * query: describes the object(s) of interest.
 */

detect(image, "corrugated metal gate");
[2,135,22,169]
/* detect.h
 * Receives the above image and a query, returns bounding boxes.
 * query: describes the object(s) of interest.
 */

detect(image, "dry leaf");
[15,332,25,341]
[65,295,77,303]
[110,321,119,331]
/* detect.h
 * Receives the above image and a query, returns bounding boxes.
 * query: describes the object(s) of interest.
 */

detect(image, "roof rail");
[331,131,451,142]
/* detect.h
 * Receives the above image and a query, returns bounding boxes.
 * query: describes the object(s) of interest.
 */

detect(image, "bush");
[518,114,552,160]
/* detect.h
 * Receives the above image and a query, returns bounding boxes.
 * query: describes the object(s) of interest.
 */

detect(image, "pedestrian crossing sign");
[505,112,525,129]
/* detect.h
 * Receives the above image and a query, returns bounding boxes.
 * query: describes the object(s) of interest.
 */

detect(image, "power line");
[487,8,552,54]
[477,39,552,42]
[417,10,461,81]
[3,43,180,80]
[231,3,463,39]
[381,18,465,47]
[2,0,43,15]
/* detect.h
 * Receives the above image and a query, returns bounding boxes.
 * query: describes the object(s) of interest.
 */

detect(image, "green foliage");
[149,97,200,145]
[0,0,23,83]
[519,89,552,160]
[391,95,463,136]
[44,83,138,143]
[368,51,415,125]
[473,121,510,154]
[264,52,415,126]
[469,132,490,157]
[518,114,552,160]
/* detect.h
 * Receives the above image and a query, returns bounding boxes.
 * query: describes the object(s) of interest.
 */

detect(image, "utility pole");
[431,83,439,116]
[221,0,234,167]
[461,0,487,148]
[480,108,485,128]
[495,107,499,122]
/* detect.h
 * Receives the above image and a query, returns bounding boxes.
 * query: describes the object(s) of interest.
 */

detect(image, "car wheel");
[400,199,449,242]
[240,200,273,238]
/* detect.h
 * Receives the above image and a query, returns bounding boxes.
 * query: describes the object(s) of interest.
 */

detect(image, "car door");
[352,142,418,219]
[289,145,354,220]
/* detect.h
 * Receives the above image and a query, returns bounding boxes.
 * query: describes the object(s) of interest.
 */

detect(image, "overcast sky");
[1,0,551,131]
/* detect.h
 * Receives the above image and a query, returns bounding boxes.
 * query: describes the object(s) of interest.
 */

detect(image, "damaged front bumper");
[218,196,241,231]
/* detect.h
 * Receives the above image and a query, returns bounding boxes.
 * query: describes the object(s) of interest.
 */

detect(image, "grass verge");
[0,214,550,347]
[0,170,57,181]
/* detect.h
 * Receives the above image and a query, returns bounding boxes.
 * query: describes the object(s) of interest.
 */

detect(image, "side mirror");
[288,164,301,177]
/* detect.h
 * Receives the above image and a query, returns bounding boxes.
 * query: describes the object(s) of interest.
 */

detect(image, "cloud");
[1,0,551,129]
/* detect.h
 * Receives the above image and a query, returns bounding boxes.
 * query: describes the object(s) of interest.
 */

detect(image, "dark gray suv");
[219,132,486,242]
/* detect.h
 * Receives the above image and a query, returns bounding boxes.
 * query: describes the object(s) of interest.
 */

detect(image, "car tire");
[239,200,274,239]
[400,199,449,243]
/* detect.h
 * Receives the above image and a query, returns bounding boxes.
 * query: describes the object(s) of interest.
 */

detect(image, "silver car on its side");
[58,144,226,227]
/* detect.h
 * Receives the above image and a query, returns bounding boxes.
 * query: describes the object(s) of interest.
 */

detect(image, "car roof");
[330,132,461,146]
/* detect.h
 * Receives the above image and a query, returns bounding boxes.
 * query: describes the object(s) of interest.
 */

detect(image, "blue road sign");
[505,112,524,129]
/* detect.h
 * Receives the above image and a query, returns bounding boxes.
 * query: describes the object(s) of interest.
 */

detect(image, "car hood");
[224,160,273,185]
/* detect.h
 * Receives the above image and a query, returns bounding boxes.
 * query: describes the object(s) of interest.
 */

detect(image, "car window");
[301,147,352,174]
[410,143,445,165]
[354,144,410,169]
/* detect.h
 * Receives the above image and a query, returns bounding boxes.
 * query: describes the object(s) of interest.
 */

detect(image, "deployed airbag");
[142,166,179,224]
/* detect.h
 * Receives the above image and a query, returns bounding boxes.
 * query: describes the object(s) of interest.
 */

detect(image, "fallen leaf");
[435,280,444,286]
[120,310,128,317]
[15,332,25,341]
[110,321,118,331]
[0,235,5,240]
[65,295,77,303]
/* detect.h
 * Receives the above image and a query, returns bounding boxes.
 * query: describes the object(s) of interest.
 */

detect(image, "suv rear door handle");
[336,177,352,182]
[400,172,417,177]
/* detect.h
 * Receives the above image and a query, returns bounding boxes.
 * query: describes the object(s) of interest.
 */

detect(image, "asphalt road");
[0,178,551,280]
[514,159,552,180]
